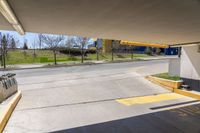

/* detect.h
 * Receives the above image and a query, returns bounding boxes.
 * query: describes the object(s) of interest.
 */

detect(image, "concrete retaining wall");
[146,76,182,91]
[0,77,18,103]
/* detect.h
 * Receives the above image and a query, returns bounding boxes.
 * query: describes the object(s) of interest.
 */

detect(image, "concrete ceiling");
[0,12,13,31]
[1,0,200,44]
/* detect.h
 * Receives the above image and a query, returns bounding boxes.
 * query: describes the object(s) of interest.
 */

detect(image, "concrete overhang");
[170,41,200,47]
[0,0,200,45]
[0,10,13,31]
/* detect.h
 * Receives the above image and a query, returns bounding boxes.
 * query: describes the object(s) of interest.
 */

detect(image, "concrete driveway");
[3,60,200,133]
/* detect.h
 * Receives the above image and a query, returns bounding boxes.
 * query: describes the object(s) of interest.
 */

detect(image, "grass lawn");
[5,50,79,65]
[86,53,149,61]
[153,73,181,81]
[5,49,150,65]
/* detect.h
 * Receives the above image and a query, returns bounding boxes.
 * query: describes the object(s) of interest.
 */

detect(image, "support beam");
[120,41,169,48]
[0,0,25,35]
[170,41,200,47]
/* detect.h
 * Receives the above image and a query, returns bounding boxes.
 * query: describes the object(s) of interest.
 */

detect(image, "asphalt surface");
[2,60,200,133]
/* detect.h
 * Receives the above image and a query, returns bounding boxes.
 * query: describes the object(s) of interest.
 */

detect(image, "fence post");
[3,51,5,69]
[95,41,99,61]
[131,46,134,60]
[111,40,114,61]
[2,39,6,69]
[81,44,84,63]
[53,50,57,65]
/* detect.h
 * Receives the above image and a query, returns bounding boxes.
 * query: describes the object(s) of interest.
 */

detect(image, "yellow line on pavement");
[116,93,185,106]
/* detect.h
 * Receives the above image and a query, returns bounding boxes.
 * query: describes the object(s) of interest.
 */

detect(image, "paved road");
[3,60,200,133]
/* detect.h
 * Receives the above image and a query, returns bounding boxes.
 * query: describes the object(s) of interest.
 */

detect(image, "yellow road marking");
[116,93,185,106]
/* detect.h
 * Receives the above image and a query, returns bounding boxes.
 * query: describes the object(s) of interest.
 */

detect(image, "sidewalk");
[140,55,178,61]
[0,56,178,71]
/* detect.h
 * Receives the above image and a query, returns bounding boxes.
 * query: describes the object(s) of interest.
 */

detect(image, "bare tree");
[41,34,65,65]
[32,39,38,57]
[0,34,19,49]
[65,37,76,56]
[74,37,90,63]
[38,34,43,49]
[23,39,28,50]
[1,35,7,68]
[10,38,17,49]
[65,37,75,48]
[5,34,12,49]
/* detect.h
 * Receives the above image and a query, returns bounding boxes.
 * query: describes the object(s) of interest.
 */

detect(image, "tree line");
[0,33,91,68]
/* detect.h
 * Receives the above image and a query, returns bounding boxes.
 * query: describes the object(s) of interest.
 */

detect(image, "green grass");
[4,49,150,65]
[5,50,81,65]
[153,73,181,81]
[86,53,148,61]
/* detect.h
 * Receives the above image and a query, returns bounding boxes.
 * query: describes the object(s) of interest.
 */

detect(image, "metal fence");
[0,43,162,68]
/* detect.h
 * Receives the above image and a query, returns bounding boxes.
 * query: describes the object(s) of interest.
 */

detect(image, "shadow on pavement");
[50,103,200,133]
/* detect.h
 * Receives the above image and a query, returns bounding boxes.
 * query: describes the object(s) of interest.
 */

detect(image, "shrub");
[60,48,81,56]
[86,49,96,54]
[145,47,153,55]
[60,48,96,56]
[155,48,161,55]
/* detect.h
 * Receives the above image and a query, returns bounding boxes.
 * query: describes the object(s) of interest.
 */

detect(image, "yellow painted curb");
[147,76,200,100]
[146,76,182,91]
[174,89,200,100]
[0,91,22,133]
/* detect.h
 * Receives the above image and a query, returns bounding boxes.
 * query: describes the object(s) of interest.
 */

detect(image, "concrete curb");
[0,91,22,133]
[0,59,142,71]
[0,57,174,71]
[147,76,200,100]
[146,76,182,91]
[174,89,200,100]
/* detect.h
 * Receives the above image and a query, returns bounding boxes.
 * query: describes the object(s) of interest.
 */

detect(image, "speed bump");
[116,93,185,106]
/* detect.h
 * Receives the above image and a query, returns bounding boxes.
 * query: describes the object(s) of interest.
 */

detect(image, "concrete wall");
[0,77,18,103]
[180,44,200,80]
[169,58,180,76]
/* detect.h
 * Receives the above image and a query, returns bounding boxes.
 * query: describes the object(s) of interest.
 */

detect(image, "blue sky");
[0,30,41,48]
[0,30,94,48]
